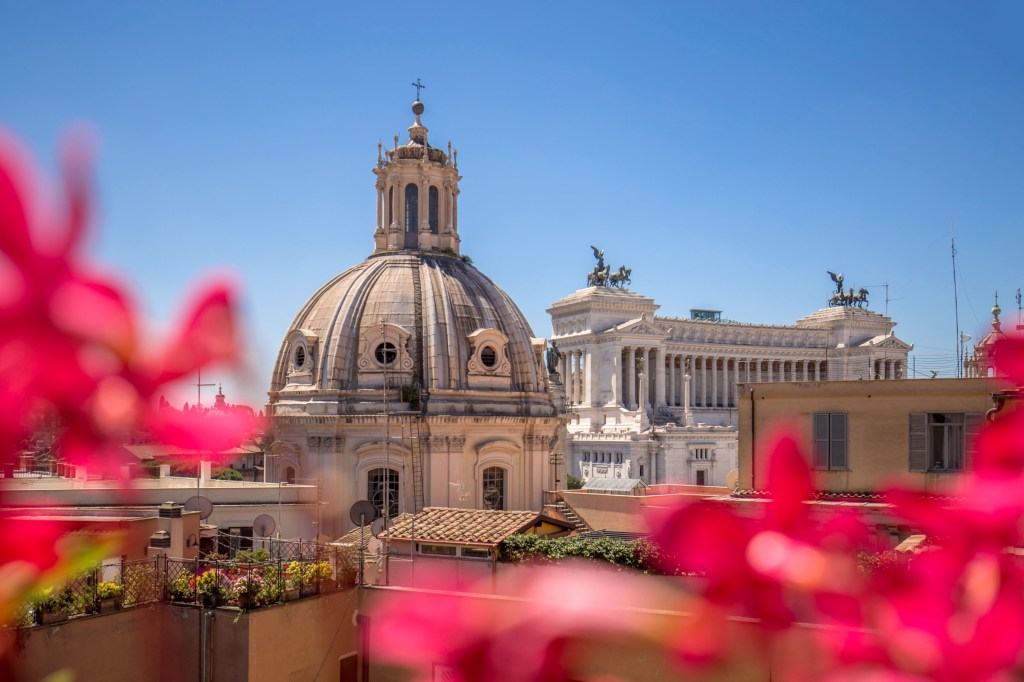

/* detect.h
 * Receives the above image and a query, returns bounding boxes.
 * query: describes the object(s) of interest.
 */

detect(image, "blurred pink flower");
[0,130,250,486]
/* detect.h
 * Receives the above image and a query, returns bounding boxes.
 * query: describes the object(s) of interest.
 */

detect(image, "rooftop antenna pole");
[380,318,390,586]
[1017,288,1023,332]
[951,228,962,378]
[195,369,215,408]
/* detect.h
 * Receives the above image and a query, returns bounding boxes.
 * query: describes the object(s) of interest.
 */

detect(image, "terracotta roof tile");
[379,507,552,546]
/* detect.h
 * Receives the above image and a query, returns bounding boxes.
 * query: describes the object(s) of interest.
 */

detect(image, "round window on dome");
[375,342,398,366]
[294,345,306,370]
[480,346,497,368]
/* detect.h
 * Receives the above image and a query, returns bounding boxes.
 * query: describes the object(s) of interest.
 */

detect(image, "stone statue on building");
[588,246,631,288]
[546,340,562,375]
[827,272,869,308]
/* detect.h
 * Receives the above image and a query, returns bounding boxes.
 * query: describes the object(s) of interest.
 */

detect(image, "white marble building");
[548,279,912,488]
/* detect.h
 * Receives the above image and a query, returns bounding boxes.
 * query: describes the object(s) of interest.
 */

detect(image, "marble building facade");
[548,279,913,488]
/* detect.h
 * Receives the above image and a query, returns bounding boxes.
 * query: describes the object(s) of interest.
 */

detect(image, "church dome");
[269,98,552,417]
[270,251,545,399]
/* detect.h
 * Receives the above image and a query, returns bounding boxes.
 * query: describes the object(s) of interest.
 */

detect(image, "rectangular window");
[460,547,491,560]
[812,413,848,470]
[909,413,982,472]
[419,543,457,557]
[695,470,707,486]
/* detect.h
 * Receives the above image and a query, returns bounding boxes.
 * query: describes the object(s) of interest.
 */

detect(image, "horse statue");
[587,246,611,287]
[587,264,611,287]
[609,265,632,288]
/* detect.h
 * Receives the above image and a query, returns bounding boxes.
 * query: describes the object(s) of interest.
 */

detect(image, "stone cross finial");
[411,78,426,99]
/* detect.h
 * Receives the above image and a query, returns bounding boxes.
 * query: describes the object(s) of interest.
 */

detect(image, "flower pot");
[99,598,120,614]
[201,593,220,608]
[320,579,338,593]
[284,587,300,602]
[39,610,67,626]
[299,583,319,598]
[236,594,252,610]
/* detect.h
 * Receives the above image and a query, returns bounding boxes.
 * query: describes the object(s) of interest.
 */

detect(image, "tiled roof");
[379,507,567,546]
[333,524,374,551]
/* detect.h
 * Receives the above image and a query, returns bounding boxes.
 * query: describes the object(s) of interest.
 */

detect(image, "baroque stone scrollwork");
[307,436,344,450]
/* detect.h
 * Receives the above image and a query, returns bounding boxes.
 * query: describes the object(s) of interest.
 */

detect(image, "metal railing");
[12,542,358,628]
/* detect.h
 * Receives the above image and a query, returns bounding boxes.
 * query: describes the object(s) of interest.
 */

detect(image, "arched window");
[387,187,393,225]
[368,467,400,518]
[284,466,296,485]
[428,185,439,233]
[404,184,418,233]
[482,467,505,511]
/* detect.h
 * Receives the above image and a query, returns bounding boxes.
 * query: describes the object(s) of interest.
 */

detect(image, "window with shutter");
[910,412,973,472]
[812,413,847,470]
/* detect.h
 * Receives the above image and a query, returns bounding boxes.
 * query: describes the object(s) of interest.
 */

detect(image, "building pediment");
[860,334,913,351]
[606,317,668,338]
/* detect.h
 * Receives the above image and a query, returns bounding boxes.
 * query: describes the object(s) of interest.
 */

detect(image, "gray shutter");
[813,413,829,469]
[830,413,848,470]
[909,413,927,472]
[964,412,983,471]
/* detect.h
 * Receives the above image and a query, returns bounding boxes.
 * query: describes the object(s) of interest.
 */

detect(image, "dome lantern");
[372,85,461,255]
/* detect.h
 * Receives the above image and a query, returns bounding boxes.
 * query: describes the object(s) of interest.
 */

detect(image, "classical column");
[723,358,731,408]
[683,371,694,426]
[376,184,384,230]
[609,346,621,406]
[655,348,666,408]
[572,351,581,404]
[710,357,719,408]
[697,357,705,407]
[569,350,577,403]
[814,360,820,381]
[625,347,636,410]
[667,352,675,405]
[895,360,903,378]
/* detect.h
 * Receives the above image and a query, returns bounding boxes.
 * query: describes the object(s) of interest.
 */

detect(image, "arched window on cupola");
[387,187,393,226]
[404,184,418,233]
[428,185,439,233]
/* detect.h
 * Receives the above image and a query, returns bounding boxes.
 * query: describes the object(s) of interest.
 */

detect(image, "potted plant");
[196,569,228,607]
[35,587,71,625]
[283,561,302,601]
[307,561,335,592]
[232,572,263,610]
[166,573,195,603]
[96,581,123,613]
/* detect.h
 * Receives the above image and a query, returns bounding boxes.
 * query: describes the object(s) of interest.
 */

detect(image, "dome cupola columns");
[373,88,462,255]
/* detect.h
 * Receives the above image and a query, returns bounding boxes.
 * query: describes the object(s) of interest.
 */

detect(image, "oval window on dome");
[294,345,306,370]
[480,346,497,368]
[375,342,398,366]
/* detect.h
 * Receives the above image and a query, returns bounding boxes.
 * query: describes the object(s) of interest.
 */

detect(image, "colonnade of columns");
[376,179,459,236]
[620,350,829,410]
[561,349,587,406]
[873,359,904,379]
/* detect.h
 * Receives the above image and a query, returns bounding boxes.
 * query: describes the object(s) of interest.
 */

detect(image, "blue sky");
[2,2,1022,406]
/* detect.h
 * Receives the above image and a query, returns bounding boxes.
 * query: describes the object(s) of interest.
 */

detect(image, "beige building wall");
[9,590,360,682]
[737,378,1001,493]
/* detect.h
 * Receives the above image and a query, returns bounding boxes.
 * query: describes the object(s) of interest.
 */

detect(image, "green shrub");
[212,467,242,481]
[566,474,583,490]
[499,534,662,572]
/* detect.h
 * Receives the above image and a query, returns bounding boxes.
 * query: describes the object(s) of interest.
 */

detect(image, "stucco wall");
[8,590,360,682]
[738,378,1001,492]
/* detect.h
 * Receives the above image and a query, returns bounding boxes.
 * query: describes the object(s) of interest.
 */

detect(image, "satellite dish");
[724,468,739,491]
[184,495,214,520]
[349,500,378,526]
[253,513,277,538]
[370,517,386,536]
